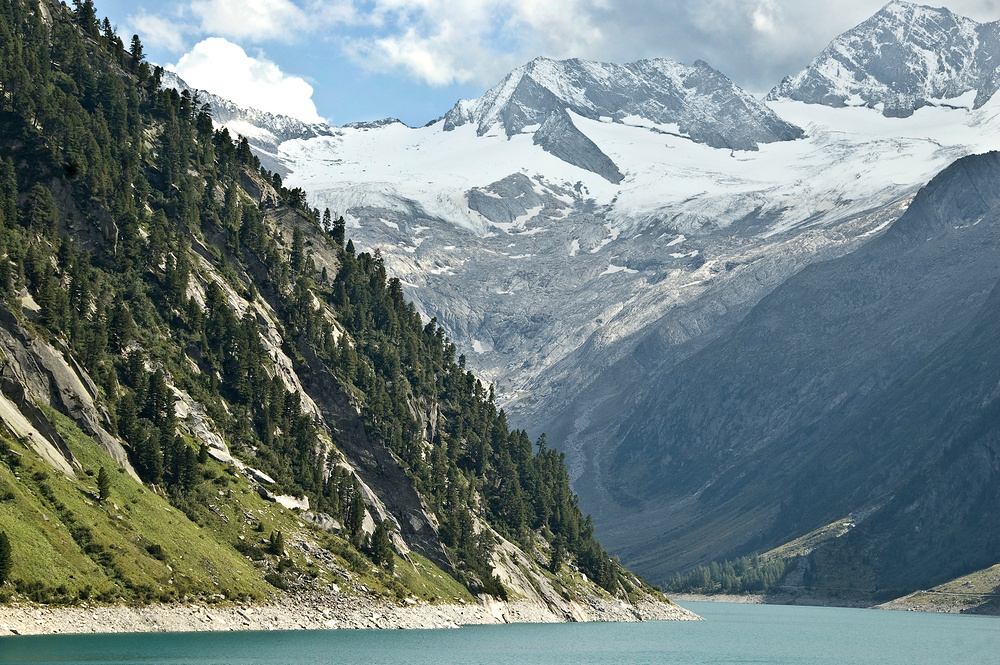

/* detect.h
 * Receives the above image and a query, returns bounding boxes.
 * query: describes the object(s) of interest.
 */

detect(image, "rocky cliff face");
[592,151,1000,585]
[768,0,1000,116]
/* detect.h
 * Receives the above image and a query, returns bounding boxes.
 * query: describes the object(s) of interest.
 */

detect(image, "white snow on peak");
[280,93,1000,241]
[768,0,997,115]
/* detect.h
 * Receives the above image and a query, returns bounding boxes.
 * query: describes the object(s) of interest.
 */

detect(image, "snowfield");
[281,92,1000,242]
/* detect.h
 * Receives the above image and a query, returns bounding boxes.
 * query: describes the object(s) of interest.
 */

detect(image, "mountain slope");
[800,272,1000,600]
[0,0,671,619]
[768,0,1000,116]
[180,1,1000,604]
[590,150,1000,586]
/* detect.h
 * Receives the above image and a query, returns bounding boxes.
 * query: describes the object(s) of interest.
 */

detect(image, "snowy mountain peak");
[768,1,1000,116]
[443,56,803,151]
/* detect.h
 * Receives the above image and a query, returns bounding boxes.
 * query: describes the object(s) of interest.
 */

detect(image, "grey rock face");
[588,151,1000,582]
[533,108,625,184]
[0,303,136,478]
[768,0,1000,116]
[443,57,803,172]
[467,174,546,226]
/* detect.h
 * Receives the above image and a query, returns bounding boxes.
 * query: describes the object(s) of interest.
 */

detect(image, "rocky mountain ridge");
[440,56,803,180]
[768,0,1000,116]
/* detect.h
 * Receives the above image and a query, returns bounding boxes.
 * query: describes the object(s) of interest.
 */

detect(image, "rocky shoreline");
[0,594,700,636]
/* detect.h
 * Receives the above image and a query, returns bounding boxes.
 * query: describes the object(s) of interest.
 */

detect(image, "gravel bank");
[0,594,700,636]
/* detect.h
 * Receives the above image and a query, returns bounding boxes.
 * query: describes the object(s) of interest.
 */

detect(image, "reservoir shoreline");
[0,595,699,636]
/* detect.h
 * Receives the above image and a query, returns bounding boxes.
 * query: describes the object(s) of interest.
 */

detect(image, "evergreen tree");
[269,530,285,555]
[25,184,58,238]
[370,521,394,572]
[332,216,345,247]
[549,535,565,573]
[129,34,143,70]
[97,466,110,503]
[290,227,305,273]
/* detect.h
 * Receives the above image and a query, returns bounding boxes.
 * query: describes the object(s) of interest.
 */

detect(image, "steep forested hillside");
[0,0,653,611]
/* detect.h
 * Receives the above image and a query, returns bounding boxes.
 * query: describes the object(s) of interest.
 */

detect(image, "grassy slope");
[0,405,469,605]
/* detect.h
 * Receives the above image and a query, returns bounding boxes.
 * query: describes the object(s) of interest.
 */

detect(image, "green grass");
[0,404,482,607]
[393,551,473,603]
[0,406,298,603]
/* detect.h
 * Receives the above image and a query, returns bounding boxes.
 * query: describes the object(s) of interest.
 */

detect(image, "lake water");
[1,602,998,665]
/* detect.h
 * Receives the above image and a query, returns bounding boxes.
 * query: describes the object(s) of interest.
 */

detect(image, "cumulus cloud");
[170,38,325,123]
[128,10,188,53]
[130,0,1000,110]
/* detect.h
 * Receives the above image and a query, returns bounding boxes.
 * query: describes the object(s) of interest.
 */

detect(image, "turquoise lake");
[1,602,998,664]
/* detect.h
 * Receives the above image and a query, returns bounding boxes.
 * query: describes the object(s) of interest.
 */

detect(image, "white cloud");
[189,0,308,41]
[304,0,357,25]
[751,0,778,34]
[128,11,188,53]
[367,28,479,86]
[170,38,325,123]
[346,0,608,86]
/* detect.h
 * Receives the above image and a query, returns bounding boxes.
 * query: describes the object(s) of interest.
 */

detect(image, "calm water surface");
[1,602,998,665]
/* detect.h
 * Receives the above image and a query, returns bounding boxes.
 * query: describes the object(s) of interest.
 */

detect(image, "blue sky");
[92,0,1000,127]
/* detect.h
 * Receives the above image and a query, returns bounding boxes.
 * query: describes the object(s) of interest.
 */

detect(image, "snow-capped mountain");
[768,0,1000,116]
[168,1,1000,586]
[442,57,803,181]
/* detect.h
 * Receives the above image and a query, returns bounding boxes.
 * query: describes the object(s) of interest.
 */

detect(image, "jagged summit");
[768,1,1000,116]
[444,56,803,151]
[438,56,802,183]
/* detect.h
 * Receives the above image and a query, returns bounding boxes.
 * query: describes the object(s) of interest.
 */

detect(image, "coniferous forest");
[0,0,650,605]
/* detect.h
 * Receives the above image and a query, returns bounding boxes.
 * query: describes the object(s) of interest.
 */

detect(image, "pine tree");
[290,227,305,273]
[25,183,58,238]
[371,522,394,572]
[269,530,285,555]
[129,35,143,70]
[549,535,565,573]
[332,216,346,247]
[97,466,110,503]
[0,530,10,586]
[345,485,365,546]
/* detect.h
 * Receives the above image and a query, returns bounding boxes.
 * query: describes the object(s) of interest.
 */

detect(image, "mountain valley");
[180,0,1000,607]
[3,0,1000,620]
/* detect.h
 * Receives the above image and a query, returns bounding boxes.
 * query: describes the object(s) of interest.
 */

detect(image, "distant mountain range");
[175,0,1000,606]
